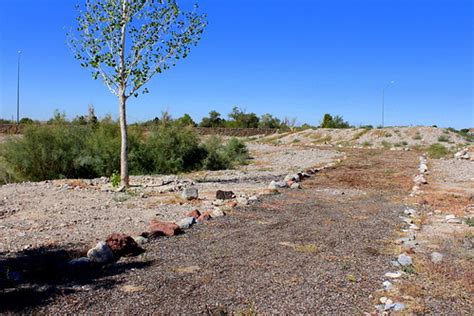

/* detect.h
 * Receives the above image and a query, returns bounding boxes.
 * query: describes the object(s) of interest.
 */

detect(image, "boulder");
[236,197,249,205]
[176,217,196,229]
[268,181,288,189]
[182,187,198,200]
[149,220,182,237]
[284,173,301,182]
[187,210,201,219]
[215,190,235,200]
[211,208,225,218]
[87,241,114,264]
[105,233,145,258]
[197,211,212,222]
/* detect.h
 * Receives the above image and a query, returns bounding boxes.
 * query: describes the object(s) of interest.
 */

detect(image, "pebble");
[397,254,413,266]
[384,271,402,278]
[176,217,196,230]
[382,281,393,291]
[404,208,417,216]
[430,252,444,264]
[87,241,114,264]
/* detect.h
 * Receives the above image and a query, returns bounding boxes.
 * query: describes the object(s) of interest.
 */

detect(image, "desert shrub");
[320,114,351,129]
[2,124,91,181]
[381,140,392,149]
[201,136,231,170]
[437,135,450,142]
[362,141,372,147]
[427,143,450,159]
[223,137,249,165]
[138,125,207,174]
[413,133,422,140]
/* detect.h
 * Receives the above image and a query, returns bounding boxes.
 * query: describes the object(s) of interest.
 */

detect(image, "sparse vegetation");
[427,143,450,159]
[438,135,450,142]
[413,132,422,140]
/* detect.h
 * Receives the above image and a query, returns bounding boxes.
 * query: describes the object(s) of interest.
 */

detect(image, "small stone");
[236,197,248,205]
[182,187,198,200]
[382,281,393,291]
[409,224,420,230]
[197,211,212,222]
[393,303,406,312]
[284,173,299,182]
[176,217,196,229]
[419,164,428,173]
[106,233,145,259]
[430,252,444,264]
[397,253,413,266]
[211,208,225,218]
[404,208,417,216]
[248,195,259,201]
[380,297,388,304]
[215,190,235,200]
[149,220,182,237]
[268,181,288,189]
[445,214,456,220]
[87,241,114,264]
[132,236,149,245]
[384,271,402,278]
[187,210,201,219]
[290,182,301,189]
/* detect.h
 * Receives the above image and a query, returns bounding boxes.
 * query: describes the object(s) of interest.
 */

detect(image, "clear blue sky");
[0,0,472,128]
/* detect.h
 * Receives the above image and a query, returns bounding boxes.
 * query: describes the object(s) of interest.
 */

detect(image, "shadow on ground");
[0,245,152,312]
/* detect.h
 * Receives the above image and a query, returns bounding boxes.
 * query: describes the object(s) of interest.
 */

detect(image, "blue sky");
[0,0,472,128]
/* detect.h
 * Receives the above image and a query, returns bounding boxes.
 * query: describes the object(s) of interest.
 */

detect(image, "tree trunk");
[118,93,129,188]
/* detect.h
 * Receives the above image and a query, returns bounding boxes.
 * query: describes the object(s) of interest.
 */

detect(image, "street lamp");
[381,81,394,128]
[16,50,21,124]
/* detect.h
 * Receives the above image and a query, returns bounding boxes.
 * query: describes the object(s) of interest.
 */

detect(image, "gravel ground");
[0,145,340,253]
[1,148,420,314]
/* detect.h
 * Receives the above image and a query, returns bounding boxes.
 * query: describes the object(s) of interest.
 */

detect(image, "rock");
[445,214,456,220]
[305,169,315,175]
[7,271,24,283]
[454,149,470,160]
[393,303,406,312]
[284,174,299,182]
[384,271,402,278]
[187,210,201,219]
[290,182,301,189]
[409,224,420,230]
[197,211,212,222]
[380,297,389,304]
[248,195,259,202]
[382,281,393,291]
[397,254,413,266]
[402,240,418,251]
[106,233,145,258]
[176,217,196,229]
[419,164,428,173]
[87,241,114,264]
[149,220,182,237]
[447,218,463,224]
[286,180,295,187]
[211,208,225,218]
[132,236,149,245]
[430,252,444,264]
[67,257,92,269]
[404,208,417,216]
[236,197,249,205]
[215,190,235,200]
[414,174,427,185]
[268,181,288,189]
[182,187,198,200]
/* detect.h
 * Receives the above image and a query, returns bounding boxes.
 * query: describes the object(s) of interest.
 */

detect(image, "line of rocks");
[410,155,428,197]
[267,165,332,191]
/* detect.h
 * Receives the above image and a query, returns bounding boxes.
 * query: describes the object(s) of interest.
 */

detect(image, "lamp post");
[381,81,394,128]
[16,50,21,124]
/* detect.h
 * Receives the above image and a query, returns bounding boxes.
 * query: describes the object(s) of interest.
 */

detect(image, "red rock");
[187,210,201,219]
[226,201,238,208]
[105,233,145,259]
[197,211,212,222]
[149,219,182,237]
[287,180,295,187]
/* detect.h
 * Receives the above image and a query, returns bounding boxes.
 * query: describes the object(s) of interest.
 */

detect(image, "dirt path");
[2,149,419,314]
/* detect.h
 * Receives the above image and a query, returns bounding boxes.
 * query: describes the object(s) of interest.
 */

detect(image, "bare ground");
[1,149,429,314]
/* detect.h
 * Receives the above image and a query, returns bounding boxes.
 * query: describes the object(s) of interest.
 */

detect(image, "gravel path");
[1,149,418,314]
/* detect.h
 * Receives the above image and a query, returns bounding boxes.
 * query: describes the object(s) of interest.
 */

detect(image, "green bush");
[427,143,450,159]
[437,135,450,142]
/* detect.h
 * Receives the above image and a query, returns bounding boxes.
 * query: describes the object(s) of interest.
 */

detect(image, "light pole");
[16,50,21,124]
[381,81,394,128]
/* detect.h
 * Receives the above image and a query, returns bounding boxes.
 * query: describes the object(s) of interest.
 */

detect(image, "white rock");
[176,217,196,229]
[430,252,444,264]
[404,208,417,216]
[211,208,225,218]
[237,197,249,205]
[380,297,388,304]
[419,164,428,173]
[182,187,198,200]
[132,236,149,245]
[384,271,402,278]
[382,281,393,291]
[397,254,413,266]
[87,241,114,264]
[290,182,301,189]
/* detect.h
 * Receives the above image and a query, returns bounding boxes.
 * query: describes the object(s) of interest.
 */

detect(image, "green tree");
[227,107,259,128]
[259,113,281,129]
[69,0,207,188]
[176,113,196,127]
[320,113,350,128]
[200,110,225,127]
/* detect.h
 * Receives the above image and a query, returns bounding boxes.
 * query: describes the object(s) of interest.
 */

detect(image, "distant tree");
[69,0,207,188]
[47,110,68,125]
[176,113,196,127]
[19,117,35,125]
[259,113,281,129]
[282,117,297,131]
[200,110,225,127]
[227,107,259,128]
[320,113,351,128]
